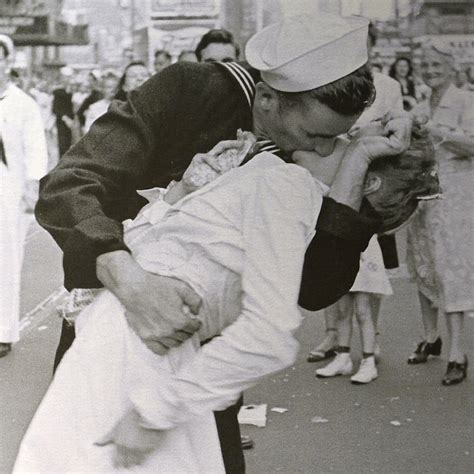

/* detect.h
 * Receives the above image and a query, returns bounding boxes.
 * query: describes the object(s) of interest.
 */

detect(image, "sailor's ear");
[364,174,382,195]
[254,82,279,112]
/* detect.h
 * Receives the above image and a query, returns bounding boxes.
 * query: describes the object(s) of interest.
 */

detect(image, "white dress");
[14,153,326,473]
[350,235,393,296]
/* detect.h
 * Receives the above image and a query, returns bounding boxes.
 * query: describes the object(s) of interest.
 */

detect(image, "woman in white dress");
[14,126,439,472]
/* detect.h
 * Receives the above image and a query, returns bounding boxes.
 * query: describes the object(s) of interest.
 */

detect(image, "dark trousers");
[54,319,245,473]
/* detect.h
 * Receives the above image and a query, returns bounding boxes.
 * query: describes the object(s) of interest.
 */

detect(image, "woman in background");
[114,61,150,102]
[406,40,473,385]
[389,57,417,111]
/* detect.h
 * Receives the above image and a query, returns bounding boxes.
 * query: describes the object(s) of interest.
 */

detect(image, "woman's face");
[102,77,118,101]
[395,59,410,78]
[123,65,150,92]
[420,48,451,89]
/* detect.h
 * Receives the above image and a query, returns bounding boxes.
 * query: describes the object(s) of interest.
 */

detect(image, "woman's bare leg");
[418,291,439,343]
[354,293,376,354]
[445,311,465,363]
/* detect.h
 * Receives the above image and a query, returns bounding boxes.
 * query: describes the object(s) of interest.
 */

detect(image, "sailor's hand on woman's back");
[96,250,202,355]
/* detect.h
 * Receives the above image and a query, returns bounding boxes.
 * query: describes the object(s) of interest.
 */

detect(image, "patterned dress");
[407,85,474,313]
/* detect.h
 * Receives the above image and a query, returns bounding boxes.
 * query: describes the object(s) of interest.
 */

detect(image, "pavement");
[0,223,473,473]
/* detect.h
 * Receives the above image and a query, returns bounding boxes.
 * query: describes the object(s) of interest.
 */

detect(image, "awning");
[0,15,89,46]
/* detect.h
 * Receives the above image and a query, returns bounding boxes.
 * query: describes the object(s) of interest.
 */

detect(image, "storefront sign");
[0,16,48,36]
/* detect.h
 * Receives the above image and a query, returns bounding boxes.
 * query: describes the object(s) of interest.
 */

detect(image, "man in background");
[0,35,48,358]
[195,28,240,63]
[153,49,172,73]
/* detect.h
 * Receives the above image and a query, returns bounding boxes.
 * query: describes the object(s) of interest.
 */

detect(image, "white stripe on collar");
[218,62,255,108]
[257,140,281,154]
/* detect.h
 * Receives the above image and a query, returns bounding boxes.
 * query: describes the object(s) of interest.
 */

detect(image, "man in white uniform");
[0,35,48,358]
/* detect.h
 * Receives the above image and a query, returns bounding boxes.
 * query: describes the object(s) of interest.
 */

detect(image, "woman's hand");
[95,409,163,468]
[182,139,245,193]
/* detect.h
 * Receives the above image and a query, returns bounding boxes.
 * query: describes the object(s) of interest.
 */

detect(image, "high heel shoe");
[0,343,11,358]
[407,337,442,364]
[442,356,468,386]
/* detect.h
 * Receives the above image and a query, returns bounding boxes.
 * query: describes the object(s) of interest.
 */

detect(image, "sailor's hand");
[96,251,202,354]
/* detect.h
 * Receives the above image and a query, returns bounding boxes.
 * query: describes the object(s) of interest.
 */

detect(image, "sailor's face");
[268,94,359,156]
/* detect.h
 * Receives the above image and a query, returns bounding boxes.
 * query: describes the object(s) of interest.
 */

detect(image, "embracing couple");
[14,14,437,473]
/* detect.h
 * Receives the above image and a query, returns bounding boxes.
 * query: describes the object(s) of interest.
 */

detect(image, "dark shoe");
[307,348,337,363]
[241,435,254,450]
[442,356,468,386]
[407,337,442,364]
[0,343,11,358]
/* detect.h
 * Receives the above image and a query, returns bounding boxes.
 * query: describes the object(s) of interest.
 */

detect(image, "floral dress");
[406,85,474,313]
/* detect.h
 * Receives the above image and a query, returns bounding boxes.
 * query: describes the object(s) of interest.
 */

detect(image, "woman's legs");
[353,293,376,355]
[307,304,338,362]
[315,295,353,378]
[408,292,442,364]
[369,295,382,360]
[351,292,378,384]
[336,295,353,349]
[445,311,465,363]
[419,291,439,343]
[442,311,468,385]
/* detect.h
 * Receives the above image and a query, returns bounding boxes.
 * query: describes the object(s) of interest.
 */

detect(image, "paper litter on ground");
[238,404,267,427]
[311,416,329,423]
[271,407,288,413]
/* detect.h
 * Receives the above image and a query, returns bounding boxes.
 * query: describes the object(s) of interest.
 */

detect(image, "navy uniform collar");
[217,62,286,160]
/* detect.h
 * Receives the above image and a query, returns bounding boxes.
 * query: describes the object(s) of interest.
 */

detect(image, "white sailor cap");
[0,34,14,57]
[245,14,369,92]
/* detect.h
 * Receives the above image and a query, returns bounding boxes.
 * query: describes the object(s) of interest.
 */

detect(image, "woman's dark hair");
[195,29,240,61]
[114,61,147,101]
[154,49,171,61]
[389,57,413,79]
[276,63,376,116]
[366,131,440,232]
[368,22,377,47]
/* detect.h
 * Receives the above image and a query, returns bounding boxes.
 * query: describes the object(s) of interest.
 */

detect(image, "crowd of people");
[0,12,472,473]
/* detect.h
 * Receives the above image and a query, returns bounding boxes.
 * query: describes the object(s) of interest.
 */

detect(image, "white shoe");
[316,353,353,378]
[351,356,378,384]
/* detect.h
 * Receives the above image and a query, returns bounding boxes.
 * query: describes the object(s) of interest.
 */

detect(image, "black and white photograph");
[0,0,473,472]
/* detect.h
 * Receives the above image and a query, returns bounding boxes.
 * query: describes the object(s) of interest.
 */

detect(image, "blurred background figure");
[29,77,58,170]
[0,35,48,358]
[195,28,239,62]
[455,68,474,91]
[9,68,23,89]
[83,73,119,134]
[178,50,198,63]
[76,70,103,131]
[52,66,75,157]
[389,57,418,111]
[406,40,473,386]
[114,61,150,101]
[153,49,172,73]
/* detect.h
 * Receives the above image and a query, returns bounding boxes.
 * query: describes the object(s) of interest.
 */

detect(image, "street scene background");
[1,0,473,472]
